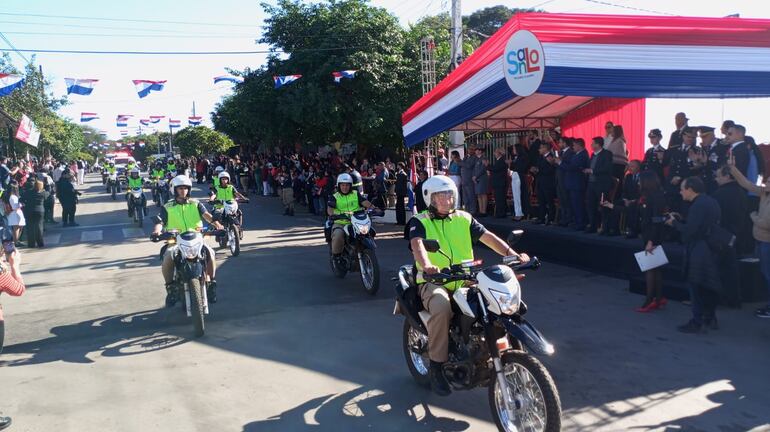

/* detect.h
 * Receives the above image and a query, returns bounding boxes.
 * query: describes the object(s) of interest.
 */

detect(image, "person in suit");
[583,137,614,233]
[666,176,722,333]
[563,138,589,230]
[667,112,689,150]
[711,165,747,307]
[600,160,642,237]
[460,148,478,214]
[490,147,509,218]
[509,144,530,220]
[531,142,557,225]
[641,128,666,182]
[637,170,668,312]
[472,147,488,217]
[414,170,429,213]
[555,137,575,226]
[665,127,699,213]
[394,162,409,225]
[699,126,728,193]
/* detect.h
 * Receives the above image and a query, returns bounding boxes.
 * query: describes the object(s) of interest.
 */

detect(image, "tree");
[173,126,234,158]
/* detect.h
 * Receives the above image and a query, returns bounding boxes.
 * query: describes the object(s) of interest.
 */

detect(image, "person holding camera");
[665,176,722,333]
[0,249,25,431]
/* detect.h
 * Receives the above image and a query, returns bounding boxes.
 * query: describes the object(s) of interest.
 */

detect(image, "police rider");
[327,173,374,264]
[407,175,529,396]
[208,171,246,221]
[166,158,177,174]
[125,168,148,217]
[150,161,166,181]
[212,166,225,189]
[151,175,223,305]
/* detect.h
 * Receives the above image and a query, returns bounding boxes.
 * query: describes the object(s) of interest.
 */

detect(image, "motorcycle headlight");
[490,290,520,315]
[178,244,200,259]
[353,222,370,235]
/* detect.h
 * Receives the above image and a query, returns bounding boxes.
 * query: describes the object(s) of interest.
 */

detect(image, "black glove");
[150,233,160,242]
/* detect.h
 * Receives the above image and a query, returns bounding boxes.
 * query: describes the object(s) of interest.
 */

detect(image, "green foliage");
[173,126,234,158]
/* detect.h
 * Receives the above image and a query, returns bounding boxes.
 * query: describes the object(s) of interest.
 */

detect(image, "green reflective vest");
[167,163,176,173]
[127,162,136,171]
[214,185,235,207]
[213,177,221,189]
[332,191,361,225]
[151,169,165,179]
[164,199,203,233]
[106,166,116,174]
[414,211,474,291]
[128,177,144,189]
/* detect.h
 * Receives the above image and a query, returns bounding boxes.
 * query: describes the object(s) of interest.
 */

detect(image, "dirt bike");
[210,198,248,257]
[393,231,562,432]
[325,208,384,295]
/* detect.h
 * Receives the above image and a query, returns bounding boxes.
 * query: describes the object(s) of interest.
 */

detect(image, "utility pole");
[448,0,465,153]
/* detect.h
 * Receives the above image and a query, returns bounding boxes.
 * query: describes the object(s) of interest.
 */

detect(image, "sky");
[1,0,769,145]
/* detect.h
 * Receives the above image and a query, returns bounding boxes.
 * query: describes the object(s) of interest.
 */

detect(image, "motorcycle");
[325,208,384,295]
[101,169,108,185]
[393,231,561,432]
[127,186,147,226]
[153,178,170,206]
[210,198,248,257]
[107,172,120,200]
[151,228,221,337]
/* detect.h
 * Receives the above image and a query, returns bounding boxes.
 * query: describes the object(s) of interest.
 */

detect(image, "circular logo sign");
[503,30,545,97]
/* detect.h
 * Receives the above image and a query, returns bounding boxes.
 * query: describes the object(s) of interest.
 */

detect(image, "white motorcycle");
[326,208,384,295]
[210,198,247,257]
[107,172,120,200]
[128,187,146,226]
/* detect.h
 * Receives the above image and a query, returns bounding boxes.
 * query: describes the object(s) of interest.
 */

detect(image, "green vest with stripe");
[128,177,143,189]
[332,191,361,225]
[151,169,165,179]
[415,210,475,291]
[164,199,203,233]
[214,185,235,208]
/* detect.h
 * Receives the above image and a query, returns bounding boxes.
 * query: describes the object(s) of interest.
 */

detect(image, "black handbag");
[706,223,736,254]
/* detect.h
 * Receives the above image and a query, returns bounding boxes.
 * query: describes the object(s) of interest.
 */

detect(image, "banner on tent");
[504,30,544,97]
[15,114,40,147]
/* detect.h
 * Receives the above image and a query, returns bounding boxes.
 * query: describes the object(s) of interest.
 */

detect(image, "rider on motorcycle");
[125,168,148,217]
[151,175,223,306]
[407,175,529,396]
[166,158,177,174]
[212,166,225,189]
[208,171,246,219]
[150,162,166,181]
[327,173,374,265]
[105,161,117,175]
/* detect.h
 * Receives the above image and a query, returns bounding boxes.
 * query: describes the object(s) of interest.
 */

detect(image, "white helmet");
[218,171,230,180]
[336,173,353,186]
[422,175,458,212]
[170,175,192,190]
[214,166,225,174]
[130,167,140,175]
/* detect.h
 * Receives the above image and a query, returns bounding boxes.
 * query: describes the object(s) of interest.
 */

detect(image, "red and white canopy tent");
[402,13,770,160]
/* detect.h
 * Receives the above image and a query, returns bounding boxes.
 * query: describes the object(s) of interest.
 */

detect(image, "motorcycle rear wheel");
[187,279,206,337]
[489,351,561,432]
[402,319,430,388]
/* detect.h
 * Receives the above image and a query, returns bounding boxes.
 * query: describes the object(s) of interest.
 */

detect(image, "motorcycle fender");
[360,236,377,250]
[180,260,204,280]
[500,317,555,356]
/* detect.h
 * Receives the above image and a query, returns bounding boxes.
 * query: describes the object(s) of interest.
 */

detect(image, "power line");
[0,31,31,64]
[581,0,677,15]
[3,31,259,39]
[0,20,258,35]
[0,11,260,28]
[0,46,374,55]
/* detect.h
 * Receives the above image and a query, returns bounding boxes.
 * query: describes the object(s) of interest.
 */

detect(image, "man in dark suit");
[726,124,752,179]
[490,147,509,218]
[642,128,665,182]
[667,112,689,151]
[584,137,614,233]
[601,160,642,237]
[666,127,698,213]
[711,165,748,306]
[531,142,557,225]
[394,162,409,225]
[699,126,727,193]
[563,138,589,230]
[555,137,575,226]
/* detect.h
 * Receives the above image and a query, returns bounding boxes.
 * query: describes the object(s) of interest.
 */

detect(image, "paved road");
[1,174,769,431]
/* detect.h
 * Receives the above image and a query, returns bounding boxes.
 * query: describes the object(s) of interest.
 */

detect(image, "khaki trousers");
[419,282,453,363]
[331,226,346,255]
[281,188,294,210]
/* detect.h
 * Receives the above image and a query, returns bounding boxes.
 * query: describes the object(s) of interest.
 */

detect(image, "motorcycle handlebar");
[150,228,224,243]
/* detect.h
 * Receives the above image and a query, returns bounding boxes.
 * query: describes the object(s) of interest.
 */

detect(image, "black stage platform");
[482,218,767,304]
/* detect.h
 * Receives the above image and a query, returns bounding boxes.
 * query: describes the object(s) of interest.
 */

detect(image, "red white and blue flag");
[0,74,24,97]
[120,130,129,136]
[116,114,132,127]
[133,80,166,98]
[214,75,243,85]
[332,70,357,83]
[188,116,202,126]
[169,119,181,128]
[140,119,151,126]
[274,74,302,89]
[65,78,98,96]
[149,115,165,124]
[81,112,99,122]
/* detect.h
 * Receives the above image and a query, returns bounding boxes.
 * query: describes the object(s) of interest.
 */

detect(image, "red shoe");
[636,299,659,313]
[656,297,668,308]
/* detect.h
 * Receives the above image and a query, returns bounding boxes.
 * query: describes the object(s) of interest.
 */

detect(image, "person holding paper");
[637,171,668,312]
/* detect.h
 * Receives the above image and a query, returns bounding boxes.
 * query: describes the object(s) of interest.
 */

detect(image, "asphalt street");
[1,174,769,432]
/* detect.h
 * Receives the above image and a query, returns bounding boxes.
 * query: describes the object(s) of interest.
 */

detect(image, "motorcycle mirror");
[507,230,524,247]
[422,239,441,253]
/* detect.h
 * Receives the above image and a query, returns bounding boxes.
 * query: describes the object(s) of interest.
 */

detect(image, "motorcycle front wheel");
[228,225,240,256]
[359,248,380,295]
[489,351,561,432]
[135,205,143,227]
[402,319,430,388]
[187,279,206,337]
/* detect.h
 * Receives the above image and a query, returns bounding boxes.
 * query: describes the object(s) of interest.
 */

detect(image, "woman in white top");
[4,184,26,246]
[608,124,629,196]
